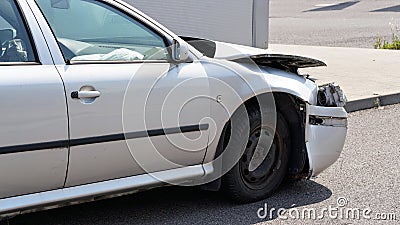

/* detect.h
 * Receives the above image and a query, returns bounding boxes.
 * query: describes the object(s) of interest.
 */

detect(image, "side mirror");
[171,39,189,63]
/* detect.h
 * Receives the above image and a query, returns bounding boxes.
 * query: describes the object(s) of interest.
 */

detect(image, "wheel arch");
[202,91,310,191]
[234,92,310,179]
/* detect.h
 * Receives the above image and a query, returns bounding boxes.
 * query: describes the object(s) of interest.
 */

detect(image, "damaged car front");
[182,37,348,179]
[249,53,348,177]
[307,83,347,176]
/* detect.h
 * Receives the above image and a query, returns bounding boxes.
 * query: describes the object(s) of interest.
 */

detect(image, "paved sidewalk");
[269,44,400,112]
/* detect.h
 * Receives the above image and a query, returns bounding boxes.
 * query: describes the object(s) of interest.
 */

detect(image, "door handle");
[71,90,101,99]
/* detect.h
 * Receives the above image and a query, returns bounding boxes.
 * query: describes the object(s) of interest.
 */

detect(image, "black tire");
[222,106,290,203]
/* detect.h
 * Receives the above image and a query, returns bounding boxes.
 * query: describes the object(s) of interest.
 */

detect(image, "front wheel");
[222,106,290,203]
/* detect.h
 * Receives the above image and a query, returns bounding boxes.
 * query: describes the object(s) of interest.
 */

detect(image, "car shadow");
[371,5,400,12]
[9,180,331,225]
[304,1,359,12]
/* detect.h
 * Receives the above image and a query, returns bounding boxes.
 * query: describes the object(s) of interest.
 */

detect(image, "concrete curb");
[345,93,400,113]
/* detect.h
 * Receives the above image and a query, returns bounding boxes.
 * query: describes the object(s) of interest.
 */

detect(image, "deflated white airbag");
[72,48,144,61]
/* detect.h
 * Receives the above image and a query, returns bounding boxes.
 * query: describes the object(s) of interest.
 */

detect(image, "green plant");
[374,35,400,50]
[374,21,400,50]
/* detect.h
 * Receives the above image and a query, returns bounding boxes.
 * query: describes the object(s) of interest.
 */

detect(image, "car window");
[35,0,169,62]
[0,0,37,63]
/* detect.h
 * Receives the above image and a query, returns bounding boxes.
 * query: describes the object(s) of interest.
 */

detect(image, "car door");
[0,0,68,198]
[33,0,210,187]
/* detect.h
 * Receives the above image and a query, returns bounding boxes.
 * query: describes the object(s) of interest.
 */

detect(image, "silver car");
[0,0,348,218]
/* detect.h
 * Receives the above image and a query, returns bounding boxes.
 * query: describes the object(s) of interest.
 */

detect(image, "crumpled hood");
[213,41,271,60]
[181,36,326,73]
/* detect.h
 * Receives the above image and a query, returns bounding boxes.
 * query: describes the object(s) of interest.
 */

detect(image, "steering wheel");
[0,39,28,62]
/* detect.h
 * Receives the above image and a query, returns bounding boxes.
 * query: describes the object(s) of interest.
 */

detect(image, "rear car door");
[0,0,68,198]
[32,0,210,187]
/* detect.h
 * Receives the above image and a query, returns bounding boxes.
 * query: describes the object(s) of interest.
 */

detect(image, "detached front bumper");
[306,105,348,177]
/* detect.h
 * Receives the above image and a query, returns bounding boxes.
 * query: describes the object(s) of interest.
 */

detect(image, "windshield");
[35,0,169,62]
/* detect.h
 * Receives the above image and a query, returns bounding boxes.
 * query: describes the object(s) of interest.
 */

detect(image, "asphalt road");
[269,0,400,48]
[8,104,399,224]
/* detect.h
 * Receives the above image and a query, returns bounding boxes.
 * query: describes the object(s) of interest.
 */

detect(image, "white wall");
[124,0,269,48]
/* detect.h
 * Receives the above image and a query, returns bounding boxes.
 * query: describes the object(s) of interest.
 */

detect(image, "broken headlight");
[317,83,347,107]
